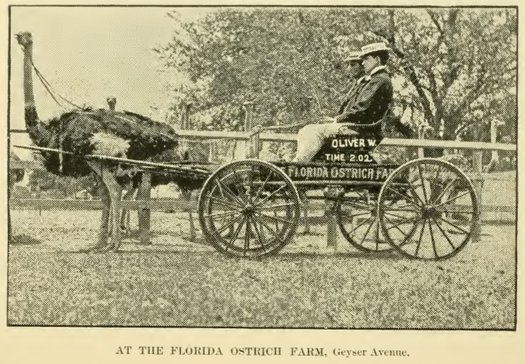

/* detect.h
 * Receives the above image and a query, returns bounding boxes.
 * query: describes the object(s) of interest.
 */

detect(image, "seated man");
[294,42,393,162]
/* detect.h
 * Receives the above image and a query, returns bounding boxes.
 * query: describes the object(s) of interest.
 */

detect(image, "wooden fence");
[10,129,516,247]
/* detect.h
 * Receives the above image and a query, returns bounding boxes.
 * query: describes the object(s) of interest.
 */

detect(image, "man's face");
[347,61,363,78]
[362,54,380,73]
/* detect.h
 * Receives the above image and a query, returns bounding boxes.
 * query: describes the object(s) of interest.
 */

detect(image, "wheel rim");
[378,158,479,260]
[198,160,300,258]
[336,190,393,252]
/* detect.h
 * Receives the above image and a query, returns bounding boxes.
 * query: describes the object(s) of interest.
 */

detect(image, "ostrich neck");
[22,45,38,123]
[22,43,49,145]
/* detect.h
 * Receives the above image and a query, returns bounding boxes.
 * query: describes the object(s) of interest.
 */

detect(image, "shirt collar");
[356,75,367,84]
[369,65,387,76]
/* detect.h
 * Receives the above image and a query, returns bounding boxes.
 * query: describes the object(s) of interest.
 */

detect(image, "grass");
[8,210,516,328]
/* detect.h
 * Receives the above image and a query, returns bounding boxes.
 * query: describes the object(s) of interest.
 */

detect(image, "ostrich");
[15,31,188,252]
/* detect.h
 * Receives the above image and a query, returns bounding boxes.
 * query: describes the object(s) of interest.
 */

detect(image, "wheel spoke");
[256,215,286,243]
[383,210,419,221]
[417,164,429,204]
[358,215,376,246]
[209,196,241,210]
[252,169,273,204]
[254,211,294,225]
[232,167,246,192]
[345,215,374,236]
[255,202,296,210]
[436,215,470,235]
[374,220,381,250]
[431,176,458,205]
[404,176,426,207]
[430,216,456,250]
[414,219,427,257]
[428,217,438,258]
[383,214,410,236]
[432,164,442,186]
[382,206,420,213]
[215,178,245,207]
[250,216,268,251]
[244,216,252,255]
[204,210,241,218]
[384,215,420,232]
[385,185,422,208]
[434,190,472,208]
[227,216,247,250]
[438,207,475,215]
[253,184,288,208]
[214,213,244,235]
[397,218,423,247]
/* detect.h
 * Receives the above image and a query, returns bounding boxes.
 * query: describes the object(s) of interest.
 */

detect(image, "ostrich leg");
[78,173,110,252]
[120,181,137,234]
[87,161,124,252]
[98,182,111,247]
[107,183,123,251]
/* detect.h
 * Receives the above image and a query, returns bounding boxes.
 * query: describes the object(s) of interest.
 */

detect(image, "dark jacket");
[337,76,366,115]
[335,68,393,125]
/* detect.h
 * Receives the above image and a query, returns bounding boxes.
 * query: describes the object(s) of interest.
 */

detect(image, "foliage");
[155,8,516,144]
[155,8,366,130]
[9,152,25,187]
[27,168,99,198]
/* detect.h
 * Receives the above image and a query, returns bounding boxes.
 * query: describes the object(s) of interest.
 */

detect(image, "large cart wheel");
[336,190,393,252]
[378,158,479,260]
[198,159,300,258]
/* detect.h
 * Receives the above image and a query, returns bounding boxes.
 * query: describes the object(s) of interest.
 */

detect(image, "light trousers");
[293,123,358,162]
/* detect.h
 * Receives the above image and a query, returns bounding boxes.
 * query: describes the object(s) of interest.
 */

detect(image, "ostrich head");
[106,96,117,111]
[15,32,33,49]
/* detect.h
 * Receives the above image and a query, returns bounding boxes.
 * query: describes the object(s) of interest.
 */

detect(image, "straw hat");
[345,50,362,62]
[360,42,391,57]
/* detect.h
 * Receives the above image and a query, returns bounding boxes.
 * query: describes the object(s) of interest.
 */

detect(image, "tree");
[155,8,365,130]
[365,8,516,140]
[156,7,517,142]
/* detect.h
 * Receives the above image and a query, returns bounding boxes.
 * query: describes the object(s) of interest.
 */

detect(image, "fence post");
[208,141,217,163]
[137,172,152,245]
[324,186,340,249]
[181,190,196,242]
[472,150,483,243]
[417,124,426,159]
[303,197,311,234]
[243,101,259,158]
[490,118,501,166]
[181,101,192,130]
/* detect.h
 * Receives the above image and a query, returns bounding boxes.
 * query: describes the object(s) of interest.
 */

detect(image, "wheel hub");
[243,203,255,215]
[421,205,438,219]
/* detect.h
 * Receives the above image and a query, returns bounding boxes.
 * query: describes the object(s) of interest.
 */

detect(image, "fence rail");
[176,129,517,152]
[9,128,517,246]
[9,198,515,225]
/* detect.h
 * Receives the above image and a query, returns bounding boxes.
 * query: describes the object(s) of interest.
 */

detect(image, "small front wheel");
[198,160,300,258]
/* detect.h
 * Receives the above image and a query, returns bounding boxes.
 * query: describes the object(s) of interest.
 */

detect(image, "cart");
[197,123,480,260]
